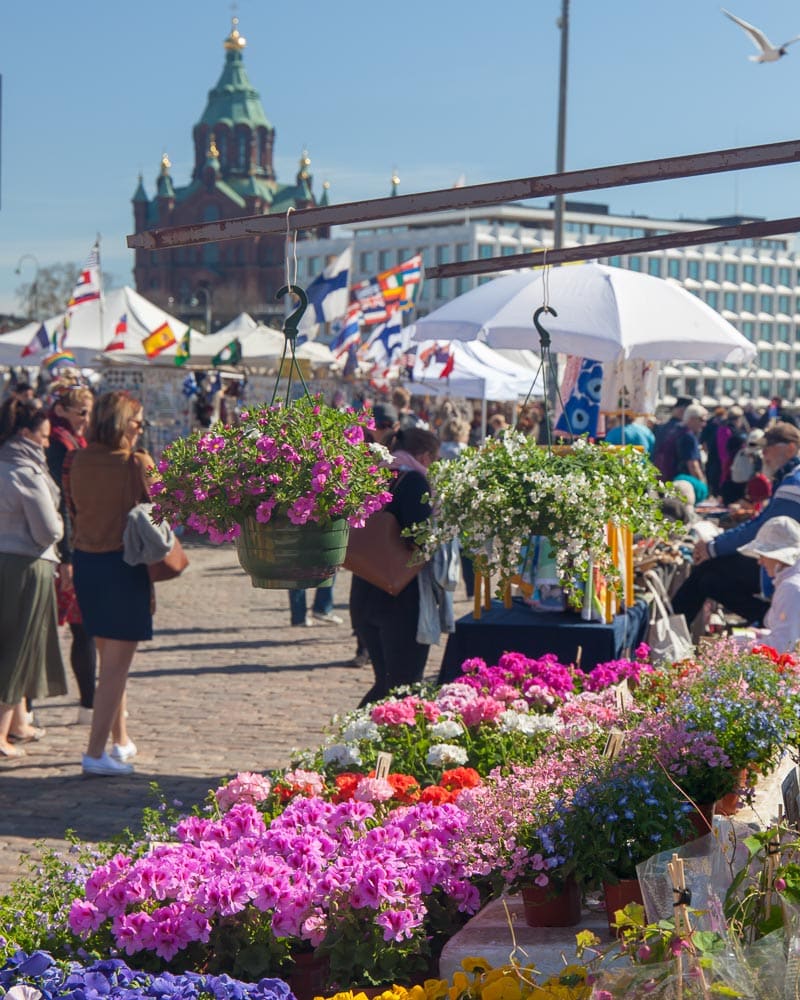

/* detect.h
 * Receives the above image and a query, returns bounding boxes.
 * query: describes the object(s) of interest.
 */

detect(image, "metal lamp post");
[193,287,212,334]
[553,0,570,252]
[15,253,40,319]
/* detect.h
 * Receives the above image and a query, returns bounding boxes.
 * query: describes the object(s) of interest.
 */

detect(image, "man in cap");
[672,421,800,630]
[738,516,800,652]
[369,402,400,444]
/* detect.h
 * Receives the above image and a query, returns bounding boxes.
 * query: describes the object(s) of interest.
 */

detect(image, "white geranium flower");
[430,719,463,740]
[341,719,380,742]
[426,743,468,767]
[322,743,362,767]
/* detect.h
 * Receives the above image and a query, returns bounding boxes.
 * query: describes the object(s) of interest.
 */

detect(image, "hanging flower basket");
[150,396,393,587]
[236,515,350,589]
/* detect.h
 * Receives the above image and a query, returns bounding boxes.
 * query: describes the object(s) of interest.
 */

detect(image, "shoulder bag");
[343,509,424,596]
[126,455,189,583]
[643,569,693,665]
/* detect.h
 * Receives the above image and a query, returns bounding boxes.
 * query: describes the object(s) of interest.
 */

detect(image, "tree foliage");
[15,263,115,320]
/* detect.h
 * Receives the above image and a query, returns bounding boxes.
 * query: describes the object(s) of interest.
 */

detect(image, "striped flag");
[352,277,388,325]
[142,321,176,358]
[104,314,127,351]
[21,323,50,357]
[41,350,78,374]
[329,305,362,359]
[68,243,101,309]
[361,309,404,370]
[377,254,423,311]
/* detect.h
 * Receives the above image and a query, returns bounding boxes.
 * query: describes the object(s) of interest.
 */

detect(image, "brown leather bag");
[344,509,424,596]
[148,537,189,582]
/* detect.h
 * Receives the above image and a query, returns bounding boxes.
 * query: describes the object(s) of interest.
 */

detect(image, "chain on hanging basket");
[151,283,395,588]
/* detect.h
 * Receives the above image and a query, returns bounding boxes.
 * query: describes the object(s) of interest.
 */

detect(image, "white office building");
[291,200,799,406]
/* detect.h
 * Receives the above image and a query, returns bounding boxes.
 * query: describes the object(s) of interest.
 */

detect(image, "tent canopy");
[407,336,542,401]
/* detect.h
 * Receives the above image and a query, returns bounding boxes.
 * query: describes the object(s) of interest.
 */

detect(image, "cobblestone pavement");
[0,541,473,894]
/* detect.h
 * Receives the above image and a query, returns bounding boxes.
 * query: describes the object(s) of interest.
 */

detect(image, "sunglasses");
[71,408,90,417]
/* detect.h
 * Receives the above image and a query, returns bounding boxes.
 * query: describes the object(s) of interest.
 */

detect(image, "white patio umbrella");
[412,263,756,365]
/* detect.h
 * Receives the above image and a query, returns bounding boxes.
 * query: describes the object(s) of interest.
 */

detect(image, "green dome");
[197,19,271,131]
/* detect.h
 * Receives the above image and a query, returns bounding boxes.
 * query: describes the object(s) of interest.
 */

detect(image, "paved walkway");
[0,541,472,894]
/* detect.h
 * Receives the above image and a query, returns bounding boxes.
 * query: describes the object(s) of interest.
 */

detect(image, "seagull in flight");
[722,8,800,62]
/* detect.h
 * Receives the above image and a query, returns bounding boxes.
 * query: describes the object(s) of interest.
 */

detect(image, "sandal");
[9,726,46,743]
[0,745,26,758]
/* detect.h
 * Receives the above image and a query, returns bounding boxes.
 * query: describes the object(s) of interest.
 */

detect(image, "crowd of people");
[5,363,800,775]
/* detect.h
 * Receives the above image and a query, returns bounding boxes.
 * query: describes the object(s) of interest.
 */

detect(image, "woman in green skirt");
[0,397,67,757]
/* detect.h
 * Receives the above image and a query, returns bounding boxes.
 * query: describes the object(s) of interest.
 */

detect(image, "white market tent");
[405,334,541,402]
[189,314,334,367]
[0,287,199,368]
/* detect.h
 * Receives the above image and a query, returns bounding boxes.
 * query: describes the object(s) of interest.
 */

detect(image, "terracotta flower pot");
[603,878,644,933]
[521,876,582,927]
[687,801,715,838]
[236,515,349,589]
[714,769,748,817]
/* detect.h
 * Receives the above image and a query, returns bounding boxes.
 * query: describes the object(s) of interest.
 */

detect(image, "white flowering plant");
[409,433,668,603]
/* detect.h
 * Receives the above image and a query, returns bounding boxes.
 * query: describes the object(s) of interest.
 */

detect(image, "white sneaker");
[111,741,137,762]
[312,611,344,625]
[76,707,93,725]
[82,752,133,776]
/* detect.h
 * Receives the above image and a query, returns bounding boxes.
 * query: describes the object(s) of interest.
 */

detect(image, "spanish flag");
[142,322,176,358]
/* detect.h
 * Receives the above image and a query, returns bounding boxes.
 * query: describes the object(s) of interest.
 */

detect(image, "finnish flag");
[299,247,351,333]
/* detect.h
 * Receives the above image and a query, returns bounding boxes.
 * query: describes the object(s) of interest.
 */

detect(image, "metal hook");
[276,283,308,340]
[533,305,558,351]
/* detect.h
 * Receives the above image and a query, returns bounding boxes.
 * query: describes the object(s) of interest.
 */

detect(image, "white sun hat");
[738,516,800,565]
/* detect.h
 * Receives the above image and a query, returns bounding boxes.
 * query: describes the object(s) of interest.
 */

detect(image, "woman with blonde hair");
[47,385,96,725]
[66,390,154,776]
[0,398,67,757]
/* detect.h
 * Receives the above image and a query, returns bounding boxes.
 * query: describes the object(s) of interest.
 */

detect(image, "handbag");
[344,509,425,596]
[643,570,693,665]
[148,536,189,582]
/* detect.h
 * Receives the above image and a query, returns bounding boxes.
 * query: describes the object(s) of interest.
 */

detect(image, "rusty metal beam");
[127,137,800,250]
[425,214,800,279]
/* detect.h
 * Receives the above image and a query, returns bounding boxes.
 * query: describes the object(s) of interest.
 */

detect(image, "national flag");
[41,350,78,374]
[174,329,191,367]
[51,317,67,351]
[104,314,127,352]
[435,344,455,378]
[211,338,242,367]
[21,323,51,357]
[352,277,388,325]
[67,243,101,309]
[207,371,223,394]
[342,343,360,377]
[377,254,423,311]
[303,246,351,325]
[329,305,362,359]
[182,373,199,397]
[361,309,404,369]
[417,341,455,378]
[142,321,176,358]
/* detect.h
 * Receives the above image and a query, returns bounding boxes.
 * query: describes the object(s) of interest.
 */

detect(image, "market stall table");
[437,597,650,682]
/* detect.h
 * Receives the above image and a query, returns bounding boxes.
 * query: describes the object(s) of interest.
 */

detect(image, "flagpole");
[96,233,105,352]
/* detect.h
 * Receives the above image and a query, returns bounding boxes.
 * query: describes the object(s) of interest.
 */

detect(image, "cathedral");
[131,18,329,331]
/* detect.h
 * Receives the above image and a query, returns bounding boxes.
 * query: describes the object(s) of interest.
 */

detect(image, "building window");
[742,321,755,339]
[778,379,791,397]
[723,378,736,393]
[742,293,755,312]
[760,323,772,342]
[779,266,792,286]
[359,251,374,273]
[436,245,451,265]
[307,256,318,277]
[706,291,718,309]
[202,205,220,265]
[761,265,774,284]
[436,278,451,299]
[608,256,621,267]
[706,261,718,281]
[685,378,697,396]
[628,256,641,271]
[397,248,410,265]
[741,379,753,395]
[759,379,772,396]
[725,262,737,282]
[778,351,790,370]
[238,132,248,169]
[501,246,516,256]
[778,323,791,342]
[647,258,662,277]
[378,250,392,271]
[456,243,470,262]
[687,260,700,279]
[479,244,494,258]
[456,276,471,295]
[667,259,681,278]
[779,294,791,314]
[724,291,737,310]
[743,264,756,283]
[760,294,774,313]
[759,350,771,368]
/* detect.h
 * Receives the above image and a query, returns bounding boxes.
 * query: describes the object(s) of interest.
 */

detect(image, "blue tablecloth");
[438,597,650,684]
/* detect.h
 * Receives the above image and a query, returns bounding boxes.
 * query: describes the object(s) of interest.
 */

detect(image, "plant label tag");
[602,729,625,759]
[614,680,633,712]
[375,752,393,780]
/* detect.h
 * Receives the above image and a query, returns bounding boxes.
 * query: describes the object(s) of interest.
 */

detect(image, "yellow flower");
[481,974,522,1000]
[461,957,493,975]
[449,971,471,1000]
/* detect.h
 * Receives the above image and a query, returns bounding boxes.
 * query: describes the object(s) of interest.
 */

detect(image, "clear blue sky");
[2,0,800,316]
